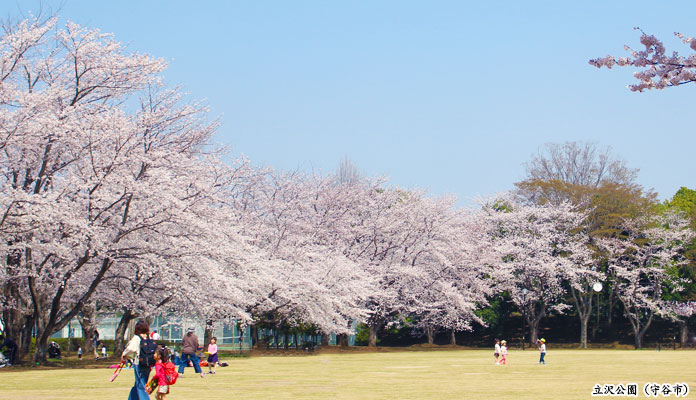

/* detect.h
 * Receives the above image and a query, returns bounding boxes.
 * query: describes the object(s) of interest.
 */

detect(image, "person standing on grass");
[92,329,100,360]
[493,338,501,365]
[499,340,508,365]
[207,337,219,374]
[77,346,83,360]
[122,320,155,400]
[178,327,205,378]
[0,334,17,366]
[153,346,176,400]
[537,338,546,365]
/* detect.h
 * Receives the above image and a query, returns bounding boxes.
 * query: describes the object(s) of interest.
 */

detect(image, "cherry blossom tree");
[337,186,436,347]
[227,171,378,340]
[565,254,604,348]
[598,212,694,348]
[399,200,494,345]
[0,16,250,361]
[484,197,593,345]
[590,29,696,91]
[670,301,696,347]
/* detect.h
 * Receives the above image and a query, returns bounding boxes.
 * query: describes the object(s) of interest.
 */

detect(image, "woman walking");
[121,321,155,400]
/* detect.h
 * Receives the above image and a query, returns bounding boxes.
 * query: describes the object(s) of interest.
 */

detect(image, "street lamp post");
[521,288,528,350]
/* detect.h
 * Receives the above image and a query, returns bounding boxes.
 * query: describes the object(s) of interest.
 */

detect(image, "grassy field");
[1,349,695,399]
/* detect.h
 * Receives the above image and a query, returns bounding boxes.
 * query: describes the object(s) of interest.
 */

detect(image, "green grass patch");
[1,349,694,399]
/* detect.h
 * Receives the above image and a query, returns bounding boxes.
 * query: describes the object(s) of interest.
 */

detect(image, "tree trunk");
[78,302,98,355]
[678,320,688,348]
[320,333,329,346]
[622,300,653,350]
[250,324,258,348]
[425,326,435,345]
[523,300,547,347]
[19,316,34,362]
[33,325,52,363]
[337,333,349,347]
[368,324,380,347]
[580,315,590,349]
[634,331,643,349]
[450,329,456,345]
[591,292,600,341]
[114,309,135,355]
[607,285,615,327]
[30,257,113,363]
[1,283,33,363]
[203,320,214,347]
[570,287,593,349]
[527,314,543,345]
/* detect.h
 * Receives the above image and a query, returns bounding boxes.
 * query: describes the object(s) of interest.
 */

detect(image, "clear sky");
[3,1,695,203]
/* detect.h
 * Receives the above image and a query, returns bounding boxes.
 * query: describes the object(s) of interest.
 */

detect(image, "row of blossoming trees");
[1,17,695,363]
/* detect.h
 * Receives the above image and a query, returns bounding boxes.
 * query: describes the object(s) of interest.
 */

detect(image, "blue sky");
[3,1,695,203]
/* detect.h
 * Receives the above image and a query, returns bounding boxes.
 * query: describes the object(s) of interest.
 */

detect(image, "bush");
[354,323,370,346]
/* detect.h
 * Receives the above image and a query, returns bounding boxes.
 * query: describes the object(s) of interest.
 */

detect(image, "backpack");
[138,337,157,368]
[163,361,178,385]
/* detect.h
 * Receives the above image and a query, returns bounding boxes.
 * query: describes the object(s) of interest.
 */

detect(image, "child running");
[493,338,501,365]
[499,340,508,365]
[537,338,546,365]
[207,337,219,374]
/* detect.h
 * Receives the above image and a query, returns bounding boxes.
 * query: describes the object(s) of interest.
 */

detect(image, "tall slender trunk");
[591,292,600,340]
[320,333,329,346]
[607,285,615,327]
[425,326,435,345]
[678,320,688,348]
[529,317,541,345]
[571,287,593,348]
[580,314,590,348]
[203,320,214,347]
[450,329,456,345]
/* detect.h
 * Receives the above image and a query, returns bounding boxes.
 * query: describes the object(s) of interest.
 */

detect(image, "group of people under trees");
[493,338,547,366]
[121,321,220,400]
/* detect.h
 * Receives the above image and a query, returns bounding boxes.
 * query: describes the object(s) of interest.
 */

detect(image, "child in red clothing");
[153,346,172,400]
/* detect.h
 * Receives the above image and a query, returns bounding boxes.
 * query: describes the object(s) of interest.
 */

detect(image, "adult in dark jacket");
[0,334,17,365]
[178,327,204,378]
